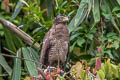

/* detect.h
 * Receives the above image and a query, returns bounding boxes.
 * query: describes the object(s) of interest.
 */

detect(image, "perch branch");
[37,67,46,80]
[0,18,40,50]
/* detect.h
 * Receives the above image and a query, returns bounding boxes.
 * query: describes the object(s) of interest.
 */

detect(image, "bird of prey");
[40,15,69,70]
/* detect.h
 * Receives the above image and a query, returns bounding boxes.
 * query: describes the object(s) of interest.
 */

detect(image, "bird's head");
[53,15,69,24]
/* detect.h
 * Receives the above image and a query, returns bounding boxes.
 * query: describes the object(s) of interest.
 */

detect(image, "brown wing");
[40,31,50,68]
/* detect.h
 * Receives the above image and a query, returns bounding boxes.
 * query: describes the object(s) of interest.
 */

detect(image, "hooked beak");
[62,16,69,22]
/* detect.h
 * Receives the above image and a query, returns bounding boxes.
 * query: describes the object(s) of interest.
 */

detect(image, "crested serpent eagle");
[40,15,69,70]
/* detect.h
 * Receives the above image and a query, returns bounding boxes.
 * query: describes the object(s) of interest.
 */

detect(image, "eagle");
[40,15,69,70]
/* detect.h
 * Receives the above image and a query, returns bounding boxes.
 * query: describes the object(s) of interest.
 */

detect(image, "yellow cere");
[62,17,68,21]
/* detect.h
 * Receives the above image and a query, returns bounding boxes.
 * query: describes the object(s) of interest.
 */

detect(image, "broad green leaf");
[92,0,100,23]
[112,7,120,13]
[27,47,40,67]
[4,28,16,52]
[13,35,25,48]
[10,0,24,21]
[111,64,118,78]
[90,28,97,33]
[106,32,116,37]
[102,0,120,34]
[0,43,2,74]
[0,55,12,75]
[111,18,120,34]
[104,50,114,59]
[46,0,54,19]
[97,70,105,80]
[105,59,111,74]
[70,33,80,40]
[100,63,105,73]
[112,41,119,49]
[74,1,88,26]
[68,17,75,33]
[73,27,84,32]
[70,42,77,52]
[0,24,4,36]
[85,34,93,40]
[12,49,22,80]
[81,69,86,80]
[4,27,24,52]
[69,0,89,33]
[77,38,85,47]
[20,0,29,7]
[116,13,120,17]
[117,0,120,5]
[22,48,38,76]
[87,0,92,16]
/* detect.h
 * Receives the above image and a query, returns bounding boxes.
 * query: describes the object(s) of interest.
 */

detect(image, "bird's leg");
[57,50,60,68]
[63,63,67,71]
[56,40,60,69]
[48,61,52,73]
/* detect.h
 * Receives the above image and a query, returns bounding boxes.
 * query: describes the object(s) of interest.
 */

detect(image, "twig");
[0,53,47,68]
[3,47,16,55]
[0,53,39,63]
[0,18,40,50]
[37,67,46,79]
[0,74,9,77]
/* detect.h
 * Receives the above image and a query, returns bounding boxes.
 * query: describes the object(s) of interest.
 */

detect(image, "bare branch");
[0,18,40,50]
[37,67,46,79]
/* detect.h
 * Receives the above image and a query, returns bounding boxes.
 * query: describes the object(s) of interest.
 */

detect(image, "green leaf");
[10,0,24,21]
[106,32,116,37]
[91,28,97,33]
[112,41,119,49]
[68,17,75,33]
[85,34,93,40]
[69,0,89,33]
[20,0,29,7]
[97,70,105,80]
[111,18,120,34]
[70,33,80,40]
[13,35,25,48]
[112,7,120,13]
[60,0,67,7]
[74,1,87,26]
[73,27,84,32]
[12,49,22,80]
[88,0,92,16]
[92,0,100,23]
[46,0,54,19]
[116,13,120,17]
[111,64,118,78]
[104,50,114,59]
[4,28,16,52]
[22,47,38,76]
[27,47,40,67]
[0,42,2,74]
[100,63,105,73]
[105,59,111,74]
[77,38,85,47]
[0,55,12,75]
[117,0,120,5]
[70,42,77,52]
[102,0,120,34]
[81,69,86,79]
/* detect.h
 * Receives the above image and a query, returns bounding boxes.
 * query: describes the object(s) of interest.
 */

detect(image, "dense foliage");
[0,0,120,80]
